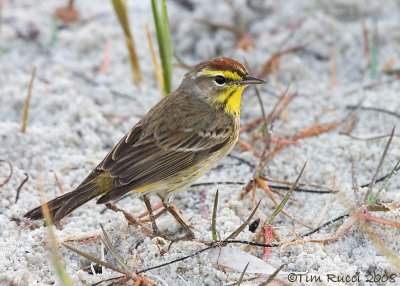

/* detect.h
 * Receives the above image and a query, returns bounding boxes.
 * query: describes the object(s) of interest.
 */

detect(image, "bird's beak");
[239,75,266,85]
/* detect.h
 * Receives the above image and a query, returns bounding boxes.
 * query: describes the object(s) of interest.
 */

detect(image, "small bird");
[24,57,265,237]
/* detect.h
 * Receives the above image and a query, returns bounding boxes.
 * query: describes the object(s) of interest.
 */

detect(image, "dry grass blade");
[265,162,307,225]
[53,171,65,194]
[350,154,361,205]
[195,19,243,37]
[330,47,338,86]
[151,0,173,95]
[0,159,13,188]
[227,200,261,240]
[56,0,79,23]
[366,203,399,212]
[100,224,129,271]
[265,87,293,127]
[258,46,306,78]
[247,163,308,251]
[369,158,400,205]
[97,38,110,75]
[111,0,142,84]
[259,264,284,286]
[359,220,400,270]
[62,243,130,276]
[238,139,261,157]
[0,0,3,32]
[212,190,219,241]
[240,117,262,133]
[21,67,36,133]
[145,24,164,93]
[237,262,250,286]
[37,164,73,285]
[254,86,268,138]
[365,126,395,204]
[292,120,342,140]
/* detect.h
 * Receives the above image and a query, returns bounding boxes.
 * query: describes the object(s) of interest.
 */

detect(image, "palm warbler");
[24,57,264,236]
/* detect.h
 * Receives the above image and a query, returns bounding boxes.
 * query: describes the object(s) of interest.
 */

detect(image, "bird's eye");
[214,75,226,85]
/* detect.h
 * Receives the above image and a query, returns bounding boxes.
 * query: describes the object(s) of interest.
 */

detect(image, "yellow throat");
[202,69,247,115]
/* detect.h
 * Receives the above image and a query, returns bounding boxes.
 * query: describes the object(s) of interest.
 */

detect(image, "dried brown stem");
[0,160,13,188]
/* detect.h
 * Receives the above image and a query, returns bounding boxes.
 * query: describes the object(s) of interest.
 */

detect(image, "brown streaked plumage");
[24,57,264,235]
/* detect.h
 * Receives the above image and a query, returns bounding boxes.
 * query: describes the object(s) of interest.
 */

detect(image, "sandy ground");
[1,0,400,285]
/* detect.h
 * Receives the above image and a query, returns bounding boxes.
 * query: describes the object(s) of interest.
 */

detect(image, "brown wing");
[95,121,234,203]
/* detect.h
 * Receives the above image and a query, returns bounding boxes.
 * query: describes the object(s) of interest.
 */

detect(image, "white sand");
[1,0,399,285]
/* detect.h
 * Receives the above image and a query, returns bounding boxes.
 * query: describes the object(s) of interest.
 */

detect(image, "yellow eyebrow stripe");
[201,69,243,81]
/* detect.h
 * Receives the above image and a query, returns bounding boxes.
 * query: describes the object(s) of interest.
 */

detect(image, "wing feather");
[96,124,234,203]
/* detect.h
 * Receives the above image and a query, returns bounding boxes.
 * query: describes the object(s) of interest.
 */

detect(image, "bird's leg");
[105,202,152,235]
[161,197,194,239]
[143,194,161,236]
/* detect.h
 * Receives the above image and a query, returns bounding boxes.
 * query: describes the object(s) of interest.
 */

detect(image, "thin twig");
[227,154,256,169]
[0,160,13,188]
[135,213,351,275]
[211,190,219,241]
[15,173,29,203]
[342,133,399,141]
[346,105,400,118]
[299,214,350,238]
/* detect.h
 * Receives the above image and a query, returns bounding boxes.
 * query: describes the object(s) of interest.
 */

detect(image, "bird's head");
[182,57,265,116]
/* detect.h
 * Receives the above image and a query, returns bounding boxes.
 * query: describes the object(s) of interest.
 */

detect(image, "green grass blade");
[369,158,400,204]
[265,162,307,224]
[151,0,173,95]
[237,262,250,286]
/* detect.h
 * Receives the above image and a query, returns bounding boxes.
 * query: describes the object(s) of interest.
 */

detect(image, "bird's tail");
[24,171,112,222]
